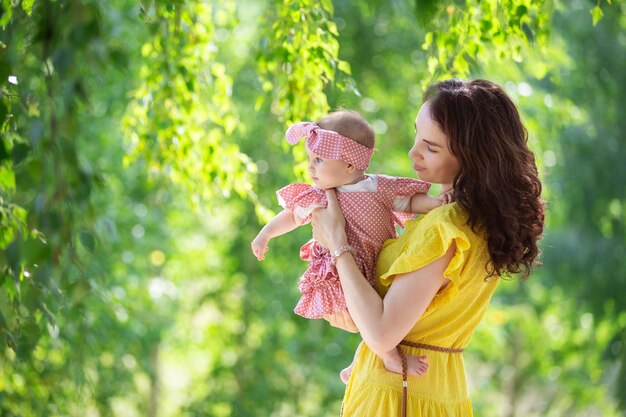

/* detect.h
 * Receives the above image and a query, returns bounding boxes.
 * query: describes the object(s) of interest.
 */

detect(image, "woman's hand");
[323,310,359,333]
[311,189,348,251]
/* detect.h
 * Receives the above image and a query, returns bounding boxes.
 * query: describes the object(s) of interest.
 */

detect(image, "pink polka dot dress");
[276,175,430,319]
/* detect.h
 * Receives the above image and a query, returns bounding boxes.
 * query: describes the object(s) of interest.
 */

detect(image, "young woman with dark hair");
[311,78,545,416]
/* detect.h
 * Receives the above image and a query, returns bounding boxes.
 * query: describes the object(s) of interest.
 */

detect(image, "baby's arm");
[251,210,303,261]
[408,189,454,214]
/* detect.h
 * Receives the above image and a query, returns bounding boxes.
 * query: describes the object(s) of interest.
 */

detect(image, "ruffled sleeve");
[276,183,327,222]
[378,206,470,313]
[388,176,431,197]
[383,176,431,226]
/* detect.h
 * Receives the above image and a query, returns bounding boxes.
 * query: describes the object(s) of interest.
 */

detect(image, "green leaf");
[12,143,30,165]
[5,331,16,350]
[52,47,74,75]
[22,237,51,264]
[0,309,7,330]
[21,0,34,15]
[0,1,12,29]
[337,60,351,75]
[414,0,440,26]
[0,100,7,124]
[6,239,21,282]
[15,320,40,359]
[79,229,96,253]
[0,164,15,190]
[4,274,18,300]
[0,135,8,162]
[40,304,55,326]
[591,6,603,26]
[0,57,10,86]
[522,22,534,43]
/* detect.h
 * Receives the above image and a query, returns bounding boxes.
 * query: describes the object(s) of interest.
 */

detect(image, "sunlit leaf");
[591,6,603,26]
[6,239,21,281]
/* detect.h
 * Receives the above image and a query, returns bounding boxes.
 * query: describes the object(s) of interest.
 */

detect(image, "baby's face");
[306,148,355,189]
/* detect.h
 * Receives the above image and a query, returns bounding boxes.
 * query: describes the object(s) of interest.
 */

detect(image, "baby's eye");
[315,157,323,163]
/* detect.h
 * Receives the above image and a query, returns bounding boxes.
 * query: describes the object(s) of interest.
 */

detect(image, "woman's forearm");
[333,244,453,354]
[323,222,397,354]
[333,253,390,355]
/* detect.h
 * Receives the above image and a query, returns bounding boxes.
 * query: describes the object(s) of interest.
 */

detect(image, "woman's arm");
[312,189,452,355]
[251,210,302,260]
[334,247,452,354]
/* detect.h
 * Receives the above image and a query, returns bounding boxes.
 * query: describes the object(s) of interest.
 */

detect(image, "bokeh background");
[1,0,625,416]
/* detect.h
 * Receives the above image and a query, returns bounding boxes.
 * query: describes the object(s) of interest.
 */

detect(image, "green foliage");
[420,0,552,85]
[469,283,622,416]
[256,0,351,123]
[0,0,116,362]
[0,0,625,416]
[536,1,626,409]
[124,0,256,205]
[255,0,355,182]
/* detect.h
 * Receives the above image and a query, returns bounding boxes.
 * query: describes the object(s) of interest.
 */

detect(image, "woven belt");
[396,341,464,417]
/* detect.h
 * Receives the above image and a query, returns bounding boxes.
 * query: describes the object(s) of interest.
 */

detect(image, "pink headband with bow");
[285,122,373,170]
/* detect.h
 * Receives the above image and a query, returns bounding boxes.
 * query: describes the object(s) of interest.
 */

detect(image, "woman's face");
[408,101,460,191]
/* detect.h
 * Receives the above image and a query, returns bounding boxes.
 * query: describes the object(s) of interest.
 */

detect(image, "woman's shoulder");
[377,202,486,288]
[407,202,468,230]
[401,202,487,251]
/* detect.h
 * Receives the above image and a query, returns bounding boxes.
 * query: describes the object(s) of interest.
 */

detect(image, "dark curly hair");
[424,79,544,279]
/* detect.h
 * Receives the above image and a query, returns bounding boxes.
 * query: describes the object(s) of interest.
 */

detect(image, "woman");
[311,79,544,416]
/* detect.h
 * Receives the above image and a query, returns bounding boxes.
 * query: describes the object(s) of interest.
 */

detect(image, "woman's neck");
[441,183,454,193]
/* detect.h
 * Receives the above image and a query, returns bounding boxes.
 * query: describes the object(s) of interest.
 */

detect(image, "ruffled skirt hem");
[294,280,347,319]
[340,383,472,417]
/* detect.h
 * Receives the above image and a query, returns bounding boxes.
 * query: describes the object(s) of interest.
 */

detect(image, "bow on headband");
[285,122,373,170]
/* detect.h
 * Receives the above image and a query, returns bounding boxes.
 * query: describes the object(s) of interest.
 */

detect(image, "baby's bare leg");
[340,343,429,384]
[379,348,429,376]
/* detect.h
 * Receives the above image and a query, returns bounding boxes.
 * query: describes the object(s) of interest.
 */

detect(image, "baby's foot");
[411,355,429,376]
[340,363,354,384]
[382,353,429,376]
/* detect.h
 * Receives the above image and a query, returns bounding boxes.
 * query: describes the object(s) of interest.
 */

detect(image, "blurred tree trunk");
[150,343,161,417]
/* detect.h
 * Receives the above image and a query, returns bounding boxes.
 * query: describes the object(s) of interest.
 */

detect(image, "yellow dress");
[340,203,499,416]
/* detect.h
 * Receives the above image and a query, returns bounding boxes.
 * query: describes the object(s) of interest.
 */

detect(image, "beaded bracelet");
[331,244,355,266]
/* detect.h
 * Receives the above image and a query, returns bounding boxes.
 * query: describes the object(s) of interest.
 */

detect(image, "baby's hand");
[436,189,455,206]
[251,233,270,261]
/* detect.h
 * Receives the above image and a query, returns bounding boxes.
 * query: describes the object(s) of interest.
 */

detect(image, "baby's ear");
[346,164,357,173]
